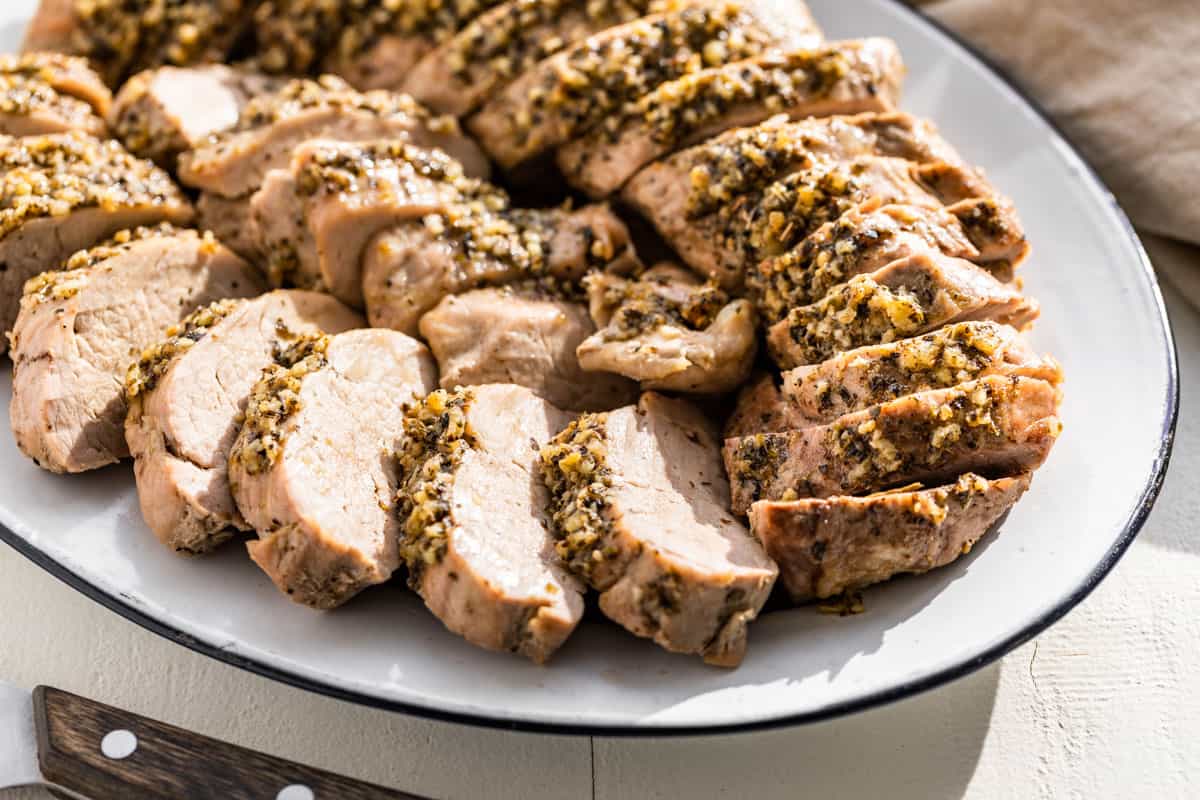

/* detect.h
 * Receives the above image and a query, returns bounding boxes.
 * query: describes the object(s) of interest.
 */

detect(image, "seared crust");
[751,472,1032,601]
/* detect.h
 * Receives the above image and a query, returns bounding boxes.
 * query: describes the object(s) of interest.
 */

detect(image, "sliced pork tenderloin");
[363,203,639,336]
[752,200,1029,323]
[467,4,784,170]
[403,0,680,117]
[752,472,1032,602]
[229,330,437,609]
[110,64,285,168]
[325,0,513,91]
[397,385,585,662]
[125,291,362,555]
[178,76,489,200]
[9,226,261,474]
[0,52,112,137]
[781,321,1063,428]
[420,287,637,412]
[766,251,1040,370]
[724,375,1062,514]
[23,0,250,87]
[541,392,778,666]
[251,139,504,304]
[559,38,902,198]
[251,0,348,75]
[576,264,757,394]
[0,132,194,354]
[0,52,112,115]
[196,193,261,262]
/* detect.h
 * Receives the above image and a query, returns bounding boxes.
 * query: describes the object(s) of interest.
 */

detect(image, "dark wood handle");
[33,686,423,799]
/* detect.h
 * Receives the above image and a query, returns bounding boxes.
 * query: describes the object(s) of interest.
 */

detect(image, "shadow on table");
[592,661,1001,800]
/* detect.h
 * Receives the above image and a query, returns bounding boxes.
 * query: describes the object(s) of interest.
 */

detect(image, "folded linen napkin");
[911,0,1200,306]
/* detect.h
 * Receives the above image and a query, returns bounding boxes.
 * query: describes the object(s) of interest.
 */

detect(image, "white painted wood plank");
[0,547,592,800]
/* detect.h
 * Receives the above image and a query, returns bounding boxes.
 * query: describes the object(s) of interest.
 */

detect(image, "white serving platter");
[0,0,1177,734]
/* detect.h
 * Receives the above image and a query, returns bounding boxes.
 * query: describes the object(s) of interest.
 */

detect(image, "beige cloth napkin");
[911,0,1200,306]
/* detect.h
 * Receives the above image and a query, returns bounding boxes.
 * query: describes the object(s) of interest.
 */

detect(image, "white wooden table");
[3,279,1197,799]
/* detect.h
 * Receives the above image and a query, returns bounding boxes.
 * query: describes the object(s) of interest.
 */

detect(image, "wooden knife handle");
[33,686,423,799]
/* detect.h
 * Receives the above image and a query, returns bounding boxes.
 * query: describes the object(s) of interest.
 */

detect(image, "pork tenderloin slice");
[125,290,363,555]
[623,109,962,236]
[766,251,1040,370]
[723,374,1062,514]
[363,203,639,336]
[397,385,585,662]
[178,77,489,199]
[403,0,684,117]
[110,64,286,168]
[0,132,194,354]
[0,52,112,115]
[751,472,1032,602]
[9,226,262,474]
[781,321,1063,428]
[559,38,900,198]
[0,72,107,137]
[723,372,804,439]
[420,287,637,412]
[752,200,1029,323]
[324,0,513,91]
[229,329,437,609]
[541,392,778,667]
[251,0,348,75]
[467,4,781,170]
[576,264,758,394]
[23,0,251,87]
[251,139,504,306]
[630,154,948,289]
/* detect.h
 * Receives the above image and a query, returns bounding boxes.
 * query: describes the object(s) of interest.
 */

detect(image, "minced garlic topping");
[335,0,510,67]
[512,4,773,143]
[395,388,480,579]
[229,333,330,475]
[0,132,183,240]
[591,271,729,342]
[253,0,346,73]
[0,73,100,129]
[539,413,617,581]
[443,0,662,84]
[125,297,243,401]
[780,275,927,365]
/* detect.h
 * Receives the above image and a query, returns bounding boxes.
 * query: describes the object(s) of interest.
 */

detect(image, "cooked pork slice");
[397,385,585,662]
[420,287,638,412]
[23,0,250,86]
[0,133,194,354]
[363,203,639,336]
[251,0,348,75]
[125,291,362,555]
[724,372,802,439]
[178,77,489,199]
[0,53,112,137]
[541,392,778,666]
[945,196,1031,279]
[228,329,437,609]
[468,5,782,170]
[630,155,959,289]
[724,375,1062,514]
[751,472,1032,602]
[752,200,1029,322]
[766,251,1040,370]
[9,226,261,474]
[404,0,680,117]
[0,52,112,115]
[111,65,285,167]
[325,0,513,91]
[559,39,903,198]
[251,139,503,305]
[622,113,975,286]
[781,321,1063,428]
[576,264,757,394]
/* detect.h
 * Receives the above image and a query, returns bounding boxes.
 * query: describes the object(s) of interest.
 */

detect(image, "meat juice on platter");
[3,0,1062,668]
